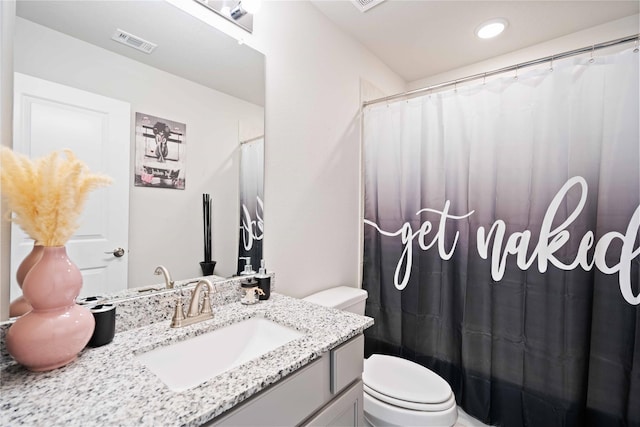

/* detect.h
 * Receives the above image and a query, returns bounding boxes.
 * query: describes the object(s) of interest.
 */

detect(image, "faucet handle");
[171,297,185,328]
[201,290,213,315]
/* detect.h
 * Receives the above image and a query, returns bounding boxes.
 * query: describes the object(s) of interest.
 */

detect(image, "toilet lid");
[364,384,456,412]
[363,355,453,406]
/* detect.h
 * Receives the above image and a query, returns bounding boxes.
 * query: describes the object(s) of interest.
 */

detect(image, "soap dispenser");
[239,257,255,275]
[255,259,270,300]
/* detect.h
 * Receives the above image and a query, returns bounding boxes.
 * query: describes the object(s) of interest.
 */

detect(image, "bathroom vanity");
[0,279,373,426]
[208,334,366,426]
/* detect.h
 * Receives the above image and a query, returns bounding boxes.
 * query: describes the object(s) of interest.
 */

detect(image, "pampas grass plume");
[0,147,112,246]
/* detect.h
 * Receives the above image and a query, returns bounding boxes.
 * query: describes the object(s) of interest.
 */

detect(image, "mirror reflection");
[237,134,264,274]
[7,0,265,313]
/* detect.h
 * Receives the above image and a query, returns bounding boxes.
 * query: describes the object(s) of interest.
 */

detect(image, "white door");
[11,73,130,299]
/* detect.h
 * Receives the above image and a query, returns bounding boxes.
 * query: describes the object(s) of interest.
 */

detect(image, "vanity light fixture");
[230,0,261,20]
[192,0,260,33]
[476,18,508,39]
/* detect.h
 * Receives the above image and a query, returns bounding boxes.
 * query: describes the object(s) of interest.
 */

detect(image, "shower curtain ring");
[589,45,595,63]
[514,65,519,80]
[634,39,639,53]
[483,73,487,85]
[549,56,554,72]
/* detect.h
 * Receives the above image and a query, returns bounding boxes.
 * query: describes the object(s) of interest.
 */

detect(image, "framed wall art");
[134,113,186,190]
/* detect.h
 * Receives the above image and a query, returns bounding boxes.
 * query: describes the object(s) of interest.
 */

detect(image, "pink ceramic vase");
[9,244,44,317]
[5,246,95,371]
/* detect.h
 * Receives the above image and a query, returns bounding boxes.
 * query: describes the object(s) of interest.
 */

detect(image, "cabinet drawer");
[330,334,364,395]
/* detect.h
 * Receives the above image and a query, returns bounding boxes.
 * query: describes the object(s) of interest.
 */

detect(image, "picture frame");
[134,113,186,190]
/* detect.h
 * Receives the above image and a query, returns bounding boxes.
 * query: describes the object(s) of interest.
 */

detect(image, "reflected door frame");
[11,72,130,300]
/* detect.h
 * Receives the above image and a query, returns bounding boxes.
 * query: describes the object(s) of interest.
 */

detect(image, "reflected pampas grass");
[0,147,111,246]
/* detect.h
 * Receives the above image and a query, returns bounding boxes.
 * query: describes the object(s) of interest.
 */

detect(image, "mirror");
[6,0,264,310]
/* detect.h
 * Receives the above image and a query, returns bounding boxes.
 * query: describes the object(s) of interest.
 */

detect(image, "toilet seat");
[363,384,456,412]
[364,391,458,427]
[363,354,456,411]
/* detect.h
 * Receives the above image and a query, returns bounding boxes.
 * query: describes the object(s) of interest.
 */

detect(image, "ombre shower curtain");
[362,47,639,426]
[237,137,264,274]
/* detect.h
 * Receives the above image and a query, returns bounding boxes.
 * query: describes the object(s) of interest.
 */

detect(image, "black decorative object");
[201,193,215,275]
[200,261,216,276]
[87,304,116,347]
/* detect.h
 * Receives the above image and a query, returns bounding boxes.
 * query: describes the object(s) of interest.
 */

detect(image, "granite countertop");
[0,294,373,427]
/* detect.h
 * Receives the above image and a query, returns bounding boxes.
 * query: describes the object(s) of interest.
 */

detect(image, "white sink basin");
[135,317,304,392]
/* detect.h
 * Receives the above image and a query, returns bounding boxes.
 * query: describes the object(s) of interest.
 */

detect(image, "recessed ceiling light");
[476,18,508,39]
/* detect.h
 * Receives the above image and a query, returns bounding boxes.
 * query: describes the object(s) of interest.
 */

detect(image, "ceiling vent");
[350,0,386,12]
[111,29,157,54]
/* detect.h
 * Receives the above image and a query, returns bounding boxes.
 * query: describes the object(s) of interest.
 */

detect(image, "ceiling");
[16,0,265,106]
[15,1,638,98]
[310,0,640,83]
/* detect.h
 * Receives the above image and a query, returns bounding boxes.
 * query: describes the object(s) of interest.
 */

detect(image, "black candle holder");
[200,261,217,276]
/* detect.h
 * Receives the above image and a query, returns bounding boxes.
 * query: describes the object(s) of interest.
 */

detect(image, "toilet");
[303,286,458,427]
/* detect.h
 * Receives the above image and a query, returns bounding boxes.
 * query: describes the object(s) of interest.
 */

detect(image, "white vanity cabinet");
[206,334,365,427]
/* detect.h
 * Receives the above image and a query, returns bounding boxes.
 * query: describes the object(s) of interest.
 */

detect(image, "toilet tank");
[302,286,368,316]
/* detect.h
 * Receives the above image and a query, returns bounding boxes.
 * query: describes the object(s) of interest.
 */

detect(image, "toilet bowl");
[303,286,458,427]
[362,354,457,426]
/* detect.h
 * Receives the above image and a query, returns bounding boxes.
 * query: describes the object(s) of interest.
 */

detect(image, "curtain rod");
[363,34,639,108]
[240,135,264,145]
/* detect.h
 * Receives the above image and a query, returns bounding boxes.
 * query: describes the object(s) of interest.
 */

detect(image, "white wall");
[14,18,264,288]
[408,14,640,90]
[251,2,406,298]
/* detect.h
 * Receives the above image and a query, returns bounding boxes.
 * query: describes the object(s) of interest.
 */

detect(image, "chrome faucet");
[171,279,215,328]
[154,265,175,289]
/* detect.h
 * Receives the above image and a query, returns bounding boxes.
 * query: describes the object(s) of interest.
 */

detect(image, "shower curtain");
[237,137,264,274]
[362,47,639,427]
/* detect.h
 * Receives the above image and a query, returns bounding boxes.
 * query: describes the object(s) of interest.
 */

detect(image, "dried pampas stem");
[0,148,112,246]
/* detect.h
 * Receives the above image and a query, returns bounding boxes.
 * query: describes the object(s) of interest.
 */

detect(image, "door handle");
[105,248,125,258]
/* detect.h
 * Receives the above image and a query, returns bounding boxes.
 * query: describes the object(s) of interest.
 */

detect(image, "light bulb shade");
[476,18,508,39]
[231,4,247,20]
